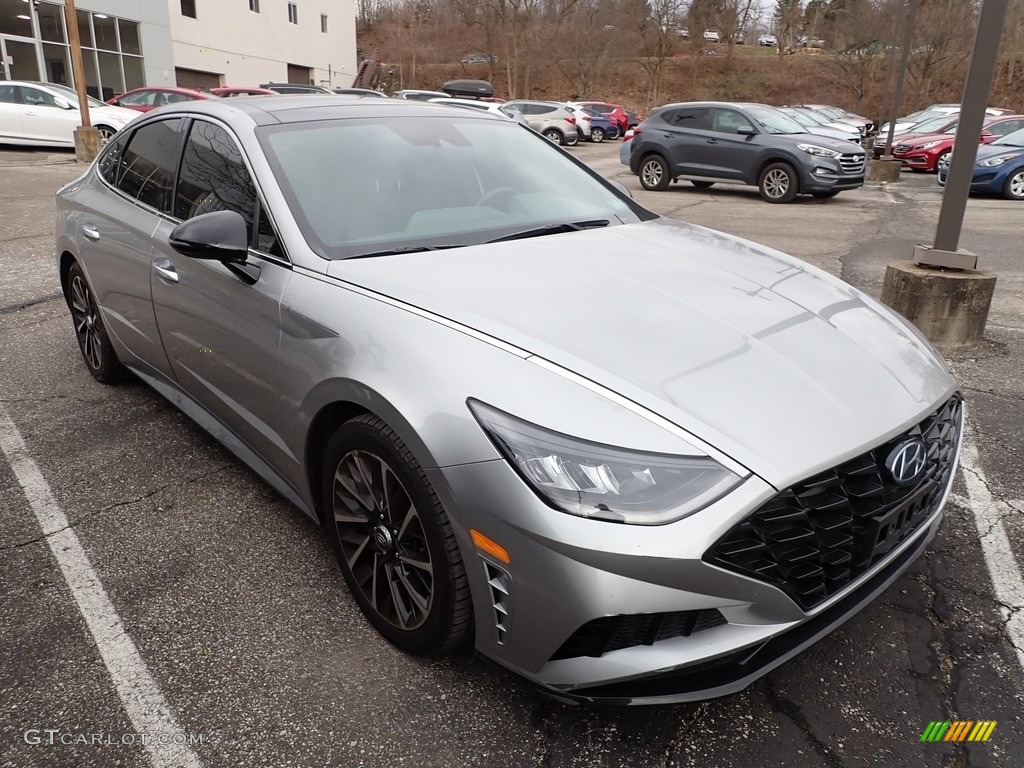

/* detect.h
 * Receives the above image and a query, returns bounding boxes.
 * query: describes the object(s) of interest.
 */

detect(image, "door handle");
[706,139,718,144]
[153,259,179,284]
[81,224,100,241]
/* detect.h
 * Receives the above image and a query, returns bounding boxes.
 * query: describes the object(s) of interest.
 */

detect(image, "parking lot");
[2,141,1023,767]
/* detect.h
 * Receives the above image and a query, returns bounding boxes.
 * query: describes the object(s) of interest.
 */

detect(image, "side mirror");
[169,210,248,263]
[54,96,73,110]
[736,125,757,136]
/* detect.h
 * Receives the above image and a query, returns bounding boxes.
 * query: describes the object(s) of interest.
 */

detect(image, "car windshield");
[782,110,816,128]
[747,106,805,135]
[259,116,649,259]
[993,127,1024,147]
[41,82,106,109]
[909,116,955,134]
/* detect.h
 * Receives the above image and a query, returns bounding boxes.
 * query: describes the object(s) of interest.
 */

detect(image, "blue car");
[583,108,620,142]
[937,127,1024,199]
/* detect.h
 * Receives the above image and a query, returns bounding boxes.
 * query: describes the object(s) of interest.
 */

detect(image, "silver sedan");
[55,97,961,704]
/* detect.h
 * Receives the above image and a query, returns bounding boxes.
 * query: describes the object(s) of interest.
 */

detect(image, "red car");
[105,86,217,112]
[577,101,628,133]
[893,114,1024,172]
[210,86,276,97]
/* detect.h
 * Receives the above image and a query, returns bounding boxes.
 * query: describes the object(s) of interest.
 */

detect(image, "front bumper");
[797,152,866,193]
[434,394,962,704]
[894,150,942,171]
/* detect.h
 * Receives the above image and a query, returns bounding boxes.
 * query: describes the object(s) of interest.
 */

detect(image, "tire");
[95,125,117,144]
[690,181,715,189]
[811,190,840,199]
[66,261,128,384]
[1002,168,1024,200]
[758,162,798,203]
[638,154,671,191]
[542,128,564,145]
[590,127,606,143]
[933,150,950,174]
[322,414,472,655]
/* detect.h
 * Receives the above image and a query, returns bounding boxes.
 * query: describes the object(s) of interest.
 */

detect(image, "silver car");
[56,97,961,704]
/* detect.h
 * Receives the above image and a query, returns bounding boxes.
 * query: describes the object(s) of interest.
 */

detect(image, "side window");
[711,109,754,135]
[175,120,283,257]
[96,130,132,185]
[115,118,186,213]
[990,120,1022,136]
[0,85,19,104]
[22,88,59,108]
[163,92,192,104]
[119,90,157,107]
[671,108,709,129]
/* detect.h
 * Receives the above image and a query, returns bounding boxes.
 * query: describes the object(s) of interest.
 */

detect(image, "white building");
[0,0,356,98]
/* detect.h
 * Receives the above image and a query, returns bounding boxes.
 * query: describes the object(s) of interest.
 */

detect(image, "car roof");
[133,96,505,127]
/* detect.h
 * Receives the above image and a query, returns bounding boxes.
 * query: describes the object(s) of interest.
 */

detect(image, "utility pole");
[65,0,101,162]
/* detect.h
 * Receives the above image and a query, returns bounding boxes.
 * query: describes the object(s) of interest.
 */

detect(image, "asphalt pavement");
[1,142,1023,768]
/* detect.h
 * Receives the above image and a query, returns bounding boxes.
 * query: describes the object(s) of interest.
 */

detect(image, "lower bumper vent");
[551,609,726,661]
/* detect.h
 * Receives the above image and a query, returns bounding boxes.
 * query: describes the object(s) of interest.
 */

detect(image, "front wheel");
[1003,168,1024,200]
[590,127,606,143]
[323,415,472,655]
[638,155,671,191]
[758,162,798,203]
[67,261,128,384]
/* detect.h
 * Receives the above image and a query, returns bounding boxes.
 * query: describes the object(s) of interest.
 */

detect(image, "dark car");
[582,108,620,142]
[260,83,332,94]
[629,102,866,203]
[937,127,1024,199]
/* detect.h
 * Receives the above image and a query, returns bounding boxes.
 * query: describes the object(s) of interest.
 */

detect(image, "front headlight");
[916,140,942,150]
[797,143,842,159]
[980,153,1022,167]
[469,400,744,525]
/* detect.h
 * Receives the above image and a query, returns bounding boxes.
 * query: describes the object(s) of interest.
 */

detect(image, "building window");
[180,0,196,18]
[287,3,297,24]
[249,0,260,12]
[321,14,328,33]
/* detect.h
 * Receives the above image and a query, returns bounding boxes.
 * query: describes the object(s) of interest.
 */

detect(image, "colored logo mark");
[921,721,997,742]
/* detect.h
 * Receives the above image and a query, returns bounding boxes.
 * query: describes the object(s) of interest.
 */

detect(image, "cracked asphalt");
[2,142,1023,767]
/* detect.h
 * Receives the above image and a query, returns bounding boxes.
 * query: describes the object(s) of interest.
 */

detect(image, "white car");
[0,81,138,147]
[758,34,778,47]
[703,30,721,42]
[427,97,529,127]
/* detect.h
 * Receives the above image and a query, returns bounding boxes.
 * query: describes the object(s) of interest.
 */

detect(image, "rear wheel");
[542,128,564,145]
[1003,168,1024,200]
[323,415,472,655]
[67,261,128,384]
[691,181,715,189]
[758,162,798,203]
[95,125,117,144]
[638,154,671,191]
[590,127,606,143]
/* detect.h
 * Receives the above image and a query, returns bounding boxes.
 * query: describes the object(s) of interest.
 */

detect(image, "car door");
[701,107,759,181]
[657,107,710,176]
[0,84,24,144]
[148,117,295,470]
[19,85,79,146]
[76,118,185,380]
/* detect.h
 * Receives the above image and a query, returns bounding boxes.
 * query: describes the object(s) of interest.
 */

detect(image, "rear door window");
[113,118,187,213]
[669,108,709,129]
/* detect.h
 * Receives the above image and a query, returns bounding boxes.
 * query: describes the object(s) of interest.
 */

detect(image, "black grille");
[894,143,910,154]
[704,395,962,611]
[551,609,727,660]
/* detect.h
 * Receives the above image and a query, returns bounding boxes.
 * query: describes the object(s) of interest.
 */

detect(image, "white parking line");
[0,404,203,768]
[959,437,1024,673]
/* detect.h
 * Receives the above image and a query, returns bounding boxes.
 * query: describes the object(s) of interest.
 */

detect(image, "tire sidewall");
[67,261,126,383]
[639,154,670,191]
[321,417,465,655]
[1004,169,1024,200]
[759,162,798,203]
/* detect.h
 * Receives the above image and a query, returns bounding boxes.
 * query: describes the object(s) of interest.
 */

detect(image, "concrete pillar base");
[880,260,996,349]
[867,157,902,182]
[73,126,102,164]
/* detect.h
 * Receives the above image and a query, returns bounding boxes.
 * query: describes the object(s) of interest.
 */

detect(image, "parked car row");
[626,101,868,203]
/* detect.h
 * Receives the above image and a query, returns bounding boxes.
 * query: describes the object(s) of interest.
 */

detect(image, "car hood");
[87,104,140,124]
[975,142,1024,161]
[900,132,954,147]
[772,134,862,154]
[328,219,954,488]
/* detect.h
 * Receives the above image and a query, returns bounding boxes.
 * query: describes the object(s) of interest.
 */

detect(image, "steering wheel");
[476,186,518,211]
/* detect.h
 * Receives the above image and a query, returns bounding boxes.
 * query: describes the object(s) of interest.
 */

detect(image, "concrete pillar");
[867,158,901,183]
[73,126,102,164]
[880,261,996,348]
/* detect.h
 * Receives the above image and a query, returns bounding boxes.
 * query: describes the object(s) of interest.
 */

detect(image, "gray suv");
[630,102,866,202]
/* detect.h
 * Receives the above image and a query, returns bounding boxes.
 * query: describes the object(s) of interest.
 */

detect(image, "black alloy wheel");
[67,261,128,383]
[323,415,472,655]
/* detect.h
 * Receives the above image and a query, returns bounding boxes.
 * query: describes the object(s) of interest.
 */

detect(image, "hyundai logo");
[886,439,928,485]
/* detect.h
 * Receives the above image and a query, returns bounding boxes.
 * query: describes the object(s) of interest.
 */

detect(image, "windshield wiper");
[347,244,462,259]
[486,219,610,244]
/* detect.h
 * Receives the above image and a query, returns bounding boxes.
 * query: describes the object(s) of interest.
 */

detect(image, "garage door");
[175,68,221,90]
[287,64,312,85]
